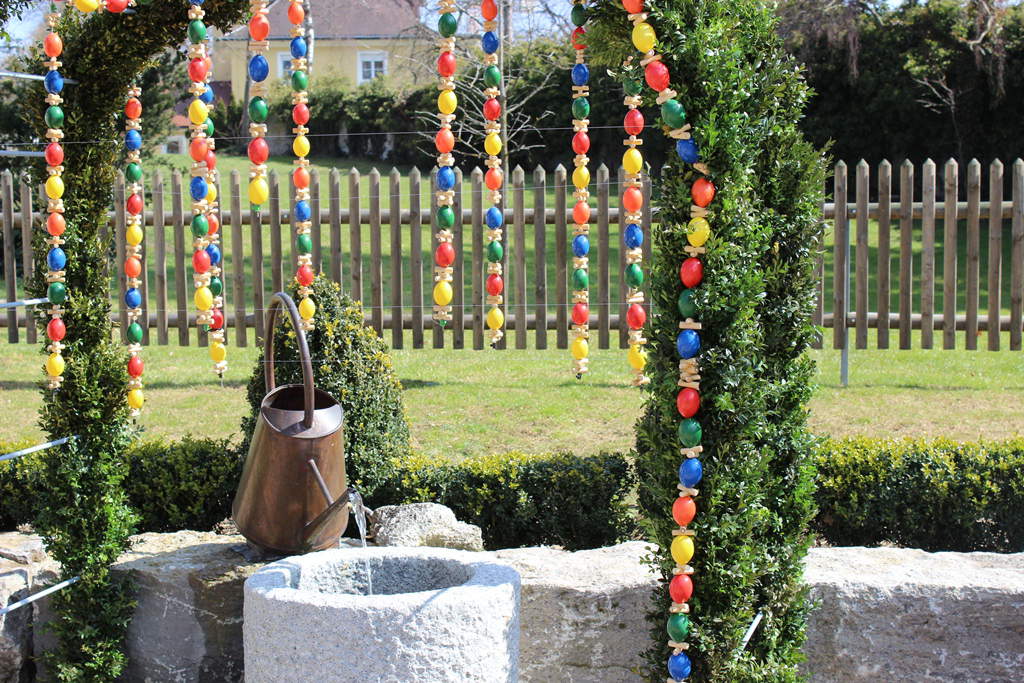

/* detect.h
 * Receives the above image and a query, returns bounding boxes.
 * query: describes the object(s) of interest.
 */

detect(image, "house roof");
[223,0,422,41]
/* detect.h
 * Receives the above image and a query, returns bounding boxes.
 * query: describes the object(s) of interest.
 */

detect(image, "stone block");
[371,503,484,552]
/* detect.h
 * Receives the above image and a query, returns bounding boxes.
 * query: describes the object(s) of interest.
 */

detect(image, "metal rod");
[0,576,79,616]
[0,150,45,158]
[306,458,334,506]
[739,611,764,651]
[0,69,78,85]
[0,436,76,463]
[0,297,48,310]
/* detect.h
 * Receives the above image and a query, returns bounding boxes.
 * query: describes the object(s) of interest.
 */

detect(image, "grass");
[1,338,1021,456]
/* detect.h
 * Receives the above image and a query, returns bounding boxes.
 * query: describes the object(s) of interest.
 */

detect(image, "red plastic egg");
[126,193,143,216]
[296,264,314,286]
[485,168,503,191]
[46,317,65,341]
[626,303,646,330]
[691,178,716,208]
[481,0,498,21]
[248,138,269,165]
[44,143,63,167]
[127,355,144,377]
[623,0,645,13]
[192,250,211,273]
[486,274,504,296]
[622,187,643,213]
[571,27,586,50]
[572,201,590,225]
[435,128,455,154]
[287,1,305,24]
[124,256,142,278]
[571,302,589,326]
[571,131,590,155]
[190,137,209,162]
[680,258,703,287]
[669,574,693,603]
[645,61,670,92]
[43,33,62,58]
[206,212,220,236]
[673,496,696,527]
[624,109,644,136]
[434,242,455,267]
[437,51,456,78]
[204,150,217,171]
[292,103,310,125]
[293,167,310,189]
[676,387,700,418]
[124,97,142,120]
[210,308,224,330]
[188,58,208,83]
[249,13,270,41]
[483,97,501,121]
[107,0,128,11]
[46,212,65,236]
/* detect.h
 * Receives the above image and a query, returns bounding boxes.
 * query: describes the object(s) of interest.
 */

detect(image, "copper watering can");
[232,292,350,554]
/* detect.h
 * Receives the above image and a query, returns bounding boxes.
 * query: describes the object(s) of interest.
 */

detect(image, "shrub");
[386,450,637,550]
[814,437,1024,552]
[239,276,410,503]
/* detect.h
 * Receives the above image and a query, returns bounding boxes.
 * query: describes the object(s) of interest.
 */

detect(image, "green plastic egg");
[291,70,308,92]
[126,321,144,343]
[678,288,696,318]
[438,13,458,37]
[486,240,503,262]
[678,418,702,447]
[248,97,268,123]
[437,206,455,228]
[572,97,590,120]
[188,20,207,43]
[483,66,502,88]
[625,263,644,287]
[297,233,312,254]
[661,99,686,129]
[44,106,64,129]
[572,268,589,290]
[571,4,587,26]
[47,281,66,304]
[125,162,143,183]
[667,613,690,641]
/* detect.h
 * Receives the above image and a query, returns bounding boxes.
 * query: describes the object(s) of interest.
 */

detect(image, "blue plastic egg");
[44,71,63,94]
[295,200,311,222]
[679,458,703,488]
[676,139,700,164]
[571,63,590,86]
[188,0,205,4]
[206,243,221,265]
[290,36,307,58]
[668,652,692,680]
[486,207,504,229]
[572,234,590,257]
[199,85,214,104]
[189,176,208,202]
[125,129,142,151]
[248,55,269,82]
[624,223,643,249]
[481,31,499,55]
[124,287,142,309]
[47,247,66,271]
[437,166,455,191]
[677,329,700,359]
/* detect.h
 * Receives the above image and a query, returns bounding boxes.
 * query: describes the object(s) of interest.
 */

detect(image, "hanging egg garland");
[123,84,146,413]
[432,0,458,328]
[247,0,271,212]
[619,70,648,387]
[287,0,316,330]
[41,4,67,390]
[479,0,505,346]
[568,0,591,377]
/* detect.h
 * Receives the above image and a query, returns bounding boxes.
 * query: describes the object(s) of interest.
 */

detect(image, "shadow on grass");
[399,378,441,389]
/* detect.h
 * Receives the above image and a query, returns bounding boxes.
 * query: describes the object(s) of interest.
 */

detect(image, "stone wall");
[1,529,1021,681]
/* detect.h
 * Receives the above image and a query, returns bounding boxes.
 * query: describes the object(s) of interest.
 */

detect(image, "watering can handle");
[264,292,315,429]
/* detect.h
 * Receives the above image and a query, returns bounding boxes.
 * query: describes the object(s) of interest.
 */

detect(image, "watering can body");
[232,293,350,554]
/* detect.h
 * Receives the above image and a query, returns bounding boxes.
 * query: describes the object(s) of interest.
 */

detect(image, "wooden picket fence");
[2,158,1023,351]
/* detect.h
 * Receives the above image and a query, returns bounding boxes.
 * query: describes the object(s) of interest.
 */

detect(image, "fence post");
[987,159,1004,351]
[471,167,484,350]
[876,160,891,349]
[617,166,628,349]
[19,176,35,344]
[855,160,869,349]
[1011,159,1023,351]
[452,167,465,349]
[965,159,981,350]
[348,168,362,304]
[940,159,957,349]
[329,168,342,286]
[171,170,190,346]
[554,164,568,350]
[229,170,247,347]
[139,173,150,345]
[311,168,322,273]
[250,177,266,342]
[534,165,547,349]
[431,167,443,349]
[270,170,283,294]
[369,168,383,335]
[513,165,527,350]
[597,164,610,349]
[1,171,16,342]
[389,167,404,350]
[410,167,424,349]
[152,170,168,344]
[920,159,936,349]
[832,161,847,353]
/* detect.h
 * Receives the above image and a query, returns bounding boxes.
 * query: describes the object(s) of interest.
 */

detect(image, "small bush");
[814,437,1024,552]
[240,276,410,503]
[386,450,638,550]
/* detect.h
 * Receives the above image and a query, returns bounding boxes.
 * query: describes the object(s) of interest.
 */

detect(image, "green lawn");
[2,340,1021,456]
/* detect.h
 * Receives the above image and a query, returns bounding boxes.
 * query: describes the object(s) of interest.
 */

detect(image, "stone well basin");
[243,547,521,682]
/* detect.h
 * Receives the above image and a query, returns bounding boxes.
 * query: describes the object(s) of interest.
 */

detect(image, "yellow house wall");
[214,37,429,102]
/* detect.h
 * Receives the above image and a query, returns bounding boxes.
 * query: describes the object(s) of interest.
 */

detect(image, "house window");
[358,51,387,84]
[278,52,293,79]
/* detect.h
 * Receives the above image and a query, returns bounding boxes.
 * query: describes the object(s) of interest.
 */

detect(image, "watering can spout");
[299,459,352,550]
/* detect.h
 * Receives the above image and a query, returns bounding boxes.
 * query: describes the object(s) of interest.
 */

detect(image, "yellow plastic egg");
[293,134,310,158]
[209,341,227,363]
[623,148,644,175]
[486,306,504,330]
[687,217,711,247]
[45,175,64,200]
[45,352,65,377]
[484,132,502,156]
[632,22,657,53]
[188,99,209,126]
[126,224,144,246]
[627,343,647,371]
[299,296,316,320]
[433,280,453,307]
[127,389,145,410]
[74,0,99,12]
[249,177,269,205]
[438,89,458,115]
[572,166,590,189]
[194,286,213,311]
[206,183,218,203]
[671,534,695,565]
[571,336,589,360]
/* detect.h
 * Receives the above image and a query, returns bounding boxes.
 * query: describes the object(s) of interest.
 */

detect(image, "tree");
[587,0,825,680]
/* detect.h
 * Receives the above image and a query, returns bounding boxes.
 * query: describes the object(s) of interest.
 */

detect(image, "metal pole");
[0,436,77,463]
[841,207,850,387]
[0,150,45,158]
[0,297,48,309]
[0,69,78,85]
[0,576,79,616]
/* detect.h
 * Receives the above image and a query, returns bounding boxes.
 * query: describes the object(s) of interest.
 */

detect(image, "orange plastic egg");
[190,137,209,162]
[572,201,590,225]
[288,1,305,24]
[293,167,310,189]
[691,178,716,207]
[485,168,503,191]
[124,97,142,120]
[43,33,62,58]
[249,13,270,41]
[622,186,643,213]
[124,256,142,278]
[46,212,65,236]
[435,128,455,154]
[482,0,498,21]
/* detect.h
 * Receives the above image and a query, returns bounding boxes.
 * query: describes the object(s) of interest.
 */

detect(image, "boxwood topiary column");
[588,1,826,680]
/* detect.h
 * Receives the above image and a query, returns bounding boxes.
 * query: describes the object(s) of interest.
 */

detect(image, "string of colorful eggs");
[123,85,146,413]
[247,0,271,216]
[621,0,716,681]
[568,0,591,377]
[479,0,506,345]
[41,3,68,390]
[432,0,458,328]
[185,0,227,375]
[287,0,316,329]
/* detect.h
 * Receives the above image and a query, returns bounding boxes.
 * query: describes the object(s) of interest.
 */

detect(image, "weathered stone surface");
[0,535,46,567]
[0,560,31,683]
[244,547,520,682]
[496,541,657,682]
[371,503,484,552]
[804,546,1024,682]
